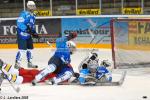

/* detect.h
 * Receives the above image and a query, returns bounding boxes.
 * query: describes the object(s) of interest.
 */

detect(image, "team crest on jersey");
[30,19,34,23]
[20,32,30,37]
[18,17,25,22]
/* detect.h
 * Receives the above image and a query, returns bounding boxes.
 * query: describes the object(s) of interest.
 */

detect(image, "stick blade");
[16,87,20,93]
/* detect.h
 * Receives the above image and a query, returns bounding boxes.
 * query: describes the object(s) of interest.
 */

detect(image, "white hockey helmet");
[27,1,36,10]
[67,41,76,54]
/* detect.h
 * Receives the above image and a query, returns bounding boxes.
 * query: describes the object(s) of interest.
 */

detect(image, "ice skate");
[45,79,54,85]
[14,62,21,69]
[32,79,38,86]
[28,62,38,68]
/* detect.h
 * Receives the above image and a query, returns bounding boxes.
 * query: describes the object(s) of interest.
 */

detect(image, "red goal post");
[110,18,150,69]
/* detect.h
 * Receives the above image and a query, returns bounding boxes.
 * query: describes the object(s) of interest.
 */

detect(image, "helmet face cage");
[67,41,76,54]
[88,59,99,73]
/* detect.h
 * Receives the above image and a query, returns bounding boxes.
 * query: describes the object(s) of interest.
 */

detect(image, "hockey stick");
[2,73,20,93]
[86,19,110,53]
[7,79,20,93]
[87,20,110,44]
[90,35,109,53]
[46,41,54,48]
[46,41,52,46]
[0,74,3,92]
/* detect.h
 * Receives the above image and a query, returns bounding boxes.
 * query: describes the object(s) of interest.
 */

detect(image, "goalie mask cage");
[111,18,150,68]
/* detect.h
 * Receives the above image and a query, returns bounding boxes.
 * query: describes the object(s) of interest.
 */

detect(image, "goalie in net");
[78,52,112,85]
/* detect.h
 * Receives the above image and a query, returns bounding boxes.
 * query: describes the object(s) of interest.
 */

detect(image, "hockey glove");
[67,32,77,40]
[74,72,80,78]
[26,25,33,34]
[26,25,39,38]
[31,31,39,38]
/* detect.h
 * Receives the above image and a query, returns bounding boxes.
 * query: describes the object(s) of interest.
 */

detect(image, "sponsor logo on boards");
[77,9,100,15]
[122,8,143,15]
[34,10,51,16]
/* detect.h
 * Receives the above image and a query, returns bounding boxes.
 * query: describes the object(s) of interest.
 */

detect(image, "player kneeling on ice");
[78,53,112,85]
[32,32,77,85]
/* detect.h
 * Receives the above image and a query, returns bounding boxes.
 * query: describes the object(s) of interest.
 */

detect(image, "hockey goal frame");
[110,18,150,69]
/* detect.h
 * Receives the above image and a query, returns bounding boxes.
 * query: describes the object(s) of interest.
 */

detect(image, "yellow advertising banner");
[116,21,150,50]
[76,9,101,15]
[122,8,143,15]
[128,21,150,46]
[34,10,51,16]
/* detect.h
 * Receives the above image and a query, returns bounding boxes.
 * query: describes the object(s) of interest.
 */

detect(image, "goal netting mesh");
[111,18,150,68]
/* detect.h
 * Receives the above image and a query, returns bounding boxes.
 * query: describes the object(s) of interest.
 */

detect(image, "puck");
[35,65,38,68]
[143,96,147,99]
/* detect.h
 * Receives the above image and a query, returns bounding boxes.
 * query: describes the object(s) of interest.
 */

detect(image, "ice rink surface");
[0,48,150,100]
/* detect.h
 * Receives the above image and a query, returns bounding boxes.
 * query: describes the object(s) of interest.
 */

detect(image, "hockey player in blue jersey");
[78,53,112,85]
[32,32,77,85]
[15,1,39,69]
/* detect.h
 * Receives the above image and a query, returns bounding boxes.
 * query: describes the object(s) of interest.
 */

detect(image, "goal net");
[111,18,150,68]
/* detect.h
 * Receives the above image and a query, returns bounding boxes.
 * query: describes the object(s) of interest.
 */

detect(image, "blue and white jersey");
[78,69,90,84]
[96,66,112,81]
[54,37,71,64]
[17,10,36,39]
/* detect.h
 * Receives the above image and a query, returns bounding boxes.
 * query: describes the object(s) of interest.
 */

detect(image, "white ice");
[0,48,150,100]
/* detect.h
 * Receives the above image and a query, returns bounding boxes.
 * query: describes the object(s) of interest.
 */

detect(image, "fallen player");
[0,59,56,84]
[0,32,78,86]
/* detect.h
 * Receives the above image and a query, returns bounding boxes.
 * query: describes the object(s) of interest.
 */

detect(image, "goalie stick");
[56,70,127,86]
[94,70,127,86]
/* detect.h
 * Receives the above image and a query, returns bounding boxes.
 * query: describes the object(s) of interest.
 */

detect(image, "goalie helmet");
[87,52,99,73]
[101,60,111,67]
[27,1,36,10]
[67,41,76,54]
